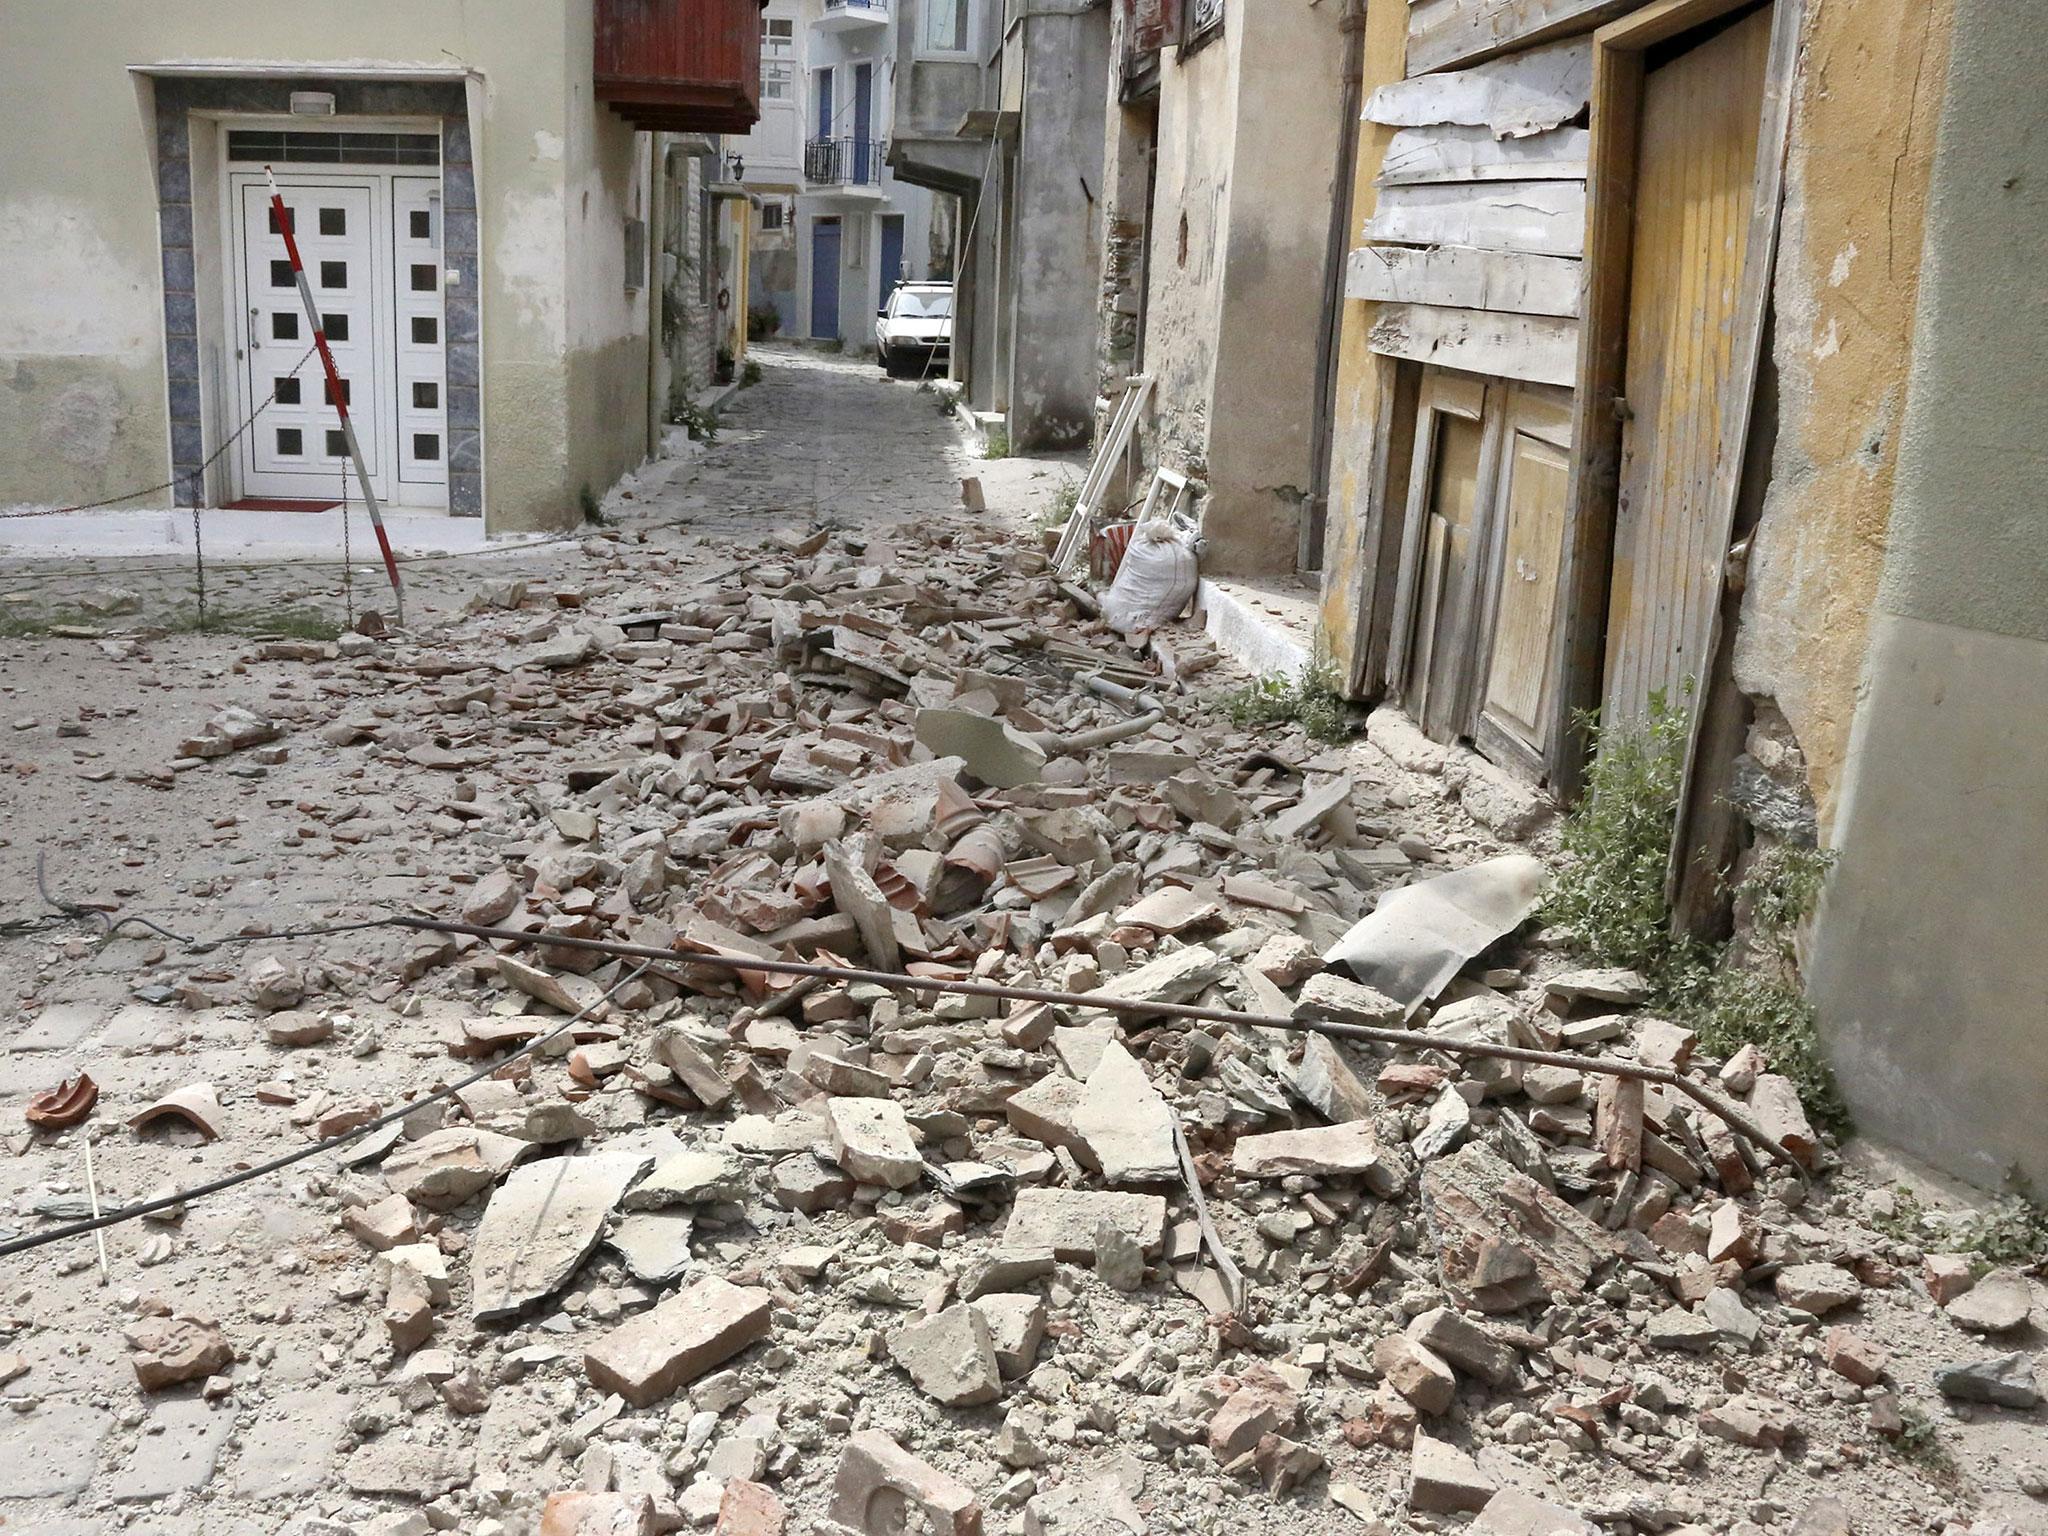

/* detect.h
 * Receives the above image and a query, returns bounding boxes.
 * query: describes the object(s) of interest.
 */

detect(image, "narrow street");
[0,348,2039,1536]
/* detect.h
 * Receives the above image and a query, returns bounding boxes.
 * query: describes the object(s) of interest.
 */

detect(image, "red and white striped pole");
[265,167,406,626]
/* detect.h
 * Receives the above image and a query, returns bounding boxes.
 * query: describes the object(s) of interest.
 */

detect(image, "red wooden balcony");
[595,0,767,133]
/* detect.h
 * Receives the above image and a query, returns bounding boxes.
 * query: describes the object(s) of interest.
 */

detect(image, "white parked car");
[875,282,953,376]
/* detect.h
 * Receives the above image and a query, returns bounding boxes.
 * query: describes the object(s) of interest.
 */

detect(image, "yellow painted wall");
[1732,0,1957,825]
[1315,0,1414,684]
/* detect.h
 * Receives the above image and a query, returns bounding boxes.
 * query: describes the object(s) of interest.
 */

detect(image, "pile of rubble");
[10,516,2043,1536]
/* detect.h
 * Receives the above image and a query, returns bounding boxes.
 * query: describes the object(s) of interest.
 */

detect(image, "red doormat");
[221,498,341,512]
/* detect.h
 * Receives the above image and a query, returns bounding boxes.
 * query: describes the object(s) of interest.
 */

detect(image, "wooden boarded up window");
[1130,0,1180,52]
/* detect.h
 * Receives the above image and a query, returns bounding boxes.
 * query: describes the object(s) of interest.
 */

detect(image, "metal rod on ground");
[264,167,405,627]
[83,1138,110,1284]
[1173,1122,1244,1310]
[0,960,653,1260]
[386,914,1809,1172]
[341,461,354,629]
[1032,706,1170,758]
[191,502,206,630]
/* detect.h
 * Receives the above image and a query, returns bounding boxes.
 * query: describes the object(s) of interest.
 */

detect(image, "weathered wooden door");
[1474,385,1573,771]
[1602,5,1773,723]
[1392,367,1571,777]
[1398,369,1495,739]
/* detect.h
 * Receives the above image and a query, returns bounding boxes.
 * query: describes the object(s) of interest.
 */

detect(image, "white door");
[234,177,389,503]
[229,169,448,509]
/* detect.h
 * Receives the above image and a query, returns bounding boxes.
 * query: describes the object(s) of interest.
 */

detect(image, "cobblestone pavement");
[0,344,1069,634]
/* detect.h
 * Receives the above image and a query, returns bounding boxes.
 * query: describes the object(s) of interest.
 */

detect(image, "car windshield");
[894,290,952,319]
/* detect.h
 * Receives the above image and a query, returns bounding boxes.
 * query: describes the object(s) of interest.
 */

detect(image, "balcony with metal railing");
[816,0,888,31]
[803,136,886,191]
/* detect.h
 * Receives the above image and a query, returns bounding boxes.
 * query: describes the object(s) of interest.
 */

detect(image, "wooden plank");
[1597,0,1762,51]
[1366,37,1591,138]
[1371,304,1579,387]
[1352,357,1422,699]
[1347,244,1582,317]
[1548,29,1642,801]
[1386,370,1489,699]
[1368,181,1586,257]
[1053,376,1152,573]
[1379,124,1589,186]
[1407,0,1635,77]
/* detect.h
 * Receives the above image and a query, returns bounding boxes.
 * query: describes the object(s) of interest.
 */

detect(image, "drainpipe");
[1302,0,1368,575]
[647,139,669,461]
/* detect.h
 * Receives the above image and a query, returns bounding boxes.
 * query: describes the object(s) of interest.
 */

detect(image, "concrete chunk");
[1073,1040,1179,1185]
[1935,1352,2041,1408]
[973,1293,1048,1378]
[582,1275,771,1408]
[383,1127,531,1211]
[470,1151,651,1322]
[1945,1267,2033,1334]
[828,1430,983,1536]
[1409,1433,1497,1514]
[1286,1032,1376,1122]
[1085,944,1230,1014]
[915,707,1047,789]
[1374,1334,1456,1415]
[889,1304,1002,1407]
[624,1150,746,1209]
[824,1097,923,1189]
[1775,1263,1861,1317]
[1004,1188,1168,1262]
[1294,972,1404,1027]
[1471,1489,1597,1535]
[1232,1121,1404,1196]
[541,1492,656,1536]
[1419,1143,1616,1312]
[1406,1308,1517,1386]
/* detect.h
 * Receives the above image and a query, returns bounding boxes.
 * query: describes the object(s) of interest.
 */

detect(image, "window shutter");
[1131,0,1179,53]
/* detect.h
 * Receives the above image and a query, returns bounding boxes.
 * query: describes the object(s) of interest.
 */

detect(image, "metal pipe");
[390,914,1807,1172]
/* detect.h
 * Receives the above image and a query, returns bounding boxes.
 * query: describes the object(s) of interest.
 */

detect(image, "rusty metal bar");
[390,914,1808,1172]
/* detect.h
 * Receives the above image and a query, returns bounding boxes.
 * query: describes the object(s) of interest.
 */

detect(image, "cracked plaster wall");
[0,0,653,533]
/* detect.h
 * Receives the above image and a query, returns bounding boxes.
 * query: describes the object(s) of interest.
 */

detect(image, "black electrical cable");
[0,959,652,1259]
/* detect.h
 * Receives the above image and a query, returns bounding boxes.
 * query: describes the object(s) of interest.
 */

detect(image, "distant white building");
[729,0,946,347]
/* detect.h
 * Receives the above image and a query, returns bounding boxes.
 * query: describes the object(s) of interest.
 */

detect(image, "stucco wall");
[1138,30,1237,494]
[1201,2,1345,576]
[1133,6,1344,577]
[1730,0,1955,820]
[1810,0,2048,1191]
[0,0,656,534]
[1007,8,1110,452]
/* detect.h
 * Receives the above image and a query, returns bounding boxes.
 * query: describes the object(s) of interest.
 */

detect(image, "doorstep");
[0,504,545,562]
[1192,576,1319,680]
[953,400,1004,452]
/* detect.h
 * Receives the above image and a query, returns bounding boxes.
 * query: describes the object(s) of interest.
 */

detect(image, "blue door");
[878,214,905,308]
[814,68,833,140]
[852,64,873,183]
[811,218,841,339]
